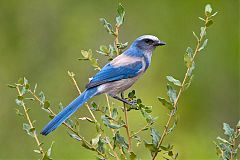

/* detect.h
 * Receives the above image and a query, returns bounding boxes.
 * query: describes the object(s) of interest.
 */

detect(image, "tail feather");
[41,88,97,135]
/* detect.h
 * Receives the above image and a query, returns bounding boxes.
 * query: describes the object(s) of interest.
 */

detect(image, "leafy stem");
[28,84,107,158]
[68,71,97,122]
[121,92,132,152]
[115,24,120,55]
[16,86,44,155]
[68,71,121,160]
[152,6,216,160]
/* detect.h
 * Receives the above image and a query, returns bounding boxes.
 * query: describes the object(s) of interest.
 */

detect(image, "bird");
[41,35,166,135]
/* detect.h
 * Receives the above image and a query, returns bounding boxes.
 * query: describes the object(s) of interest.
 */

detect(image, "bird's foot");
[129,100,137,105]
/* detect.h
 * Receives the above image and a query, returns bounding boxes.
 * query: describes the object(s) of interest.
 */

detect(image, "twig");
[68,72,97,122]
[28,88,106,158]
[68,72,121,159]
[130,123,150,138]
[121,92,132,152]
[105,94,112,118]
[229,128,237,160]
[16,86,44,155]
[115,24,120,55]
[152,17,210,160]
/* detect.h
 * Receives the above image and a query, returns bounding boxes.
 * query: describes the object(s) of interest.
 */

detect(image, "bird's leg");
[109,95,136,105]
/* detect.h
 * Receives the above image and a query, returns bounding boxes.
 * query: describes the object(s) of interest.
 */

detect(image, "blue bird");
[41,35,166,135]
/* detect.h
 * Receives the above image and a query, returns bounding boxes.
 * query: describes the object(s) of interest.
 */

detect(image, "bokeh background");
[0,0,239,159]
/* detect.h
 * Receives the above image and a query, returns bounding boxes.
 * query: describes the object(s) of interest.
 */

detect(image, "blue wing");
[86,61,143,89]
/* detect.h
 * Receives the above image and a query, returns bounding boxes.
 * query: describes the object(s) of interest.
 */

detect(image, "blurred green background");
[0,0,239,159]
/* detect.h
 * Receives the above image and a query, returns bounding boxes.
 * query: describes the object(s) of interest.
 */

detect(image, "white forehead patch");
[137,35,159,41]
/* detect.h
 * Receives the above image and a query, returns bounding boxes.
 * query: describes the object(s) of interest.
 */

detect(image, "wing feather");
[86,61,143,89]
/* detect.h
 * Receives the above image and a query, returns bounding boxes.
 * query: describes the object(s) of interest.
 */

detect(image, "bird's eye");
[144,39,153,44]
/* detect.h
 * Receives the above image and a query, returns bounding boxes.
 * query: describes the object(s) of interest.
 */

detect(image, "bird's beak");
[154,40,166,46]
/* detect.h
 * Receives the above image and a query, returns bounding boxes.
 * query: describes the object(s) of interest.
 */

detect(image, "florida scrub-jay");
[41,35,166,135]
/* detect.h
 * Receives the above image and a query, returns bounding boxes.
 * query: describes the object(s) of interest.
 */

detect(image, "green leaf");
[187,61,195,77]
[158,97,174,110]
[223,123,234,138]
[81,50,89,58]
[79,117,94,123]
[97,137,105,154]
[15,99,23,107]
[25,98,35,101]
[192,31,199,41]
[128,90,136,99]
[186,47,193,55]
[129,152,137,160]
[18,78,24,84]
[7,84,16,88]
[17,95,24,100]
[205,4,212,16]
[237,120,240,129]
[116,42,128,49]
[81,141,95,151]
[101,115,122,129]
[68,132,82,141]
[47,141,54,158]
[41,153,53,160]
[159,144,173,151]
[90,101,99,111]
[166,76,182,86]
[99,18,115,35]
[200,27,206,38]
[140,108,155,124]
[39,91,46,103]
[144,141,158,156]
[112,108,118,119]
[91,134,101,146]
[216,136,231,144]
[21,86,28,95]
[116,3,125,26]
[25,84,30,90]
[114,131,129,149]
[33,83,38,93]
[184,47,193,68]
[198,17,205,22]
[90,58,100,70]
[97,45,110,56]
[198,39,208,51]
[167,118,178,134]
[211,12,218,17]
[167,84,177,104]
[65,118,74,128]
[23,123,35,137]
[150,128,160,147]
[43,100,50,109]
[184,75,194,90]
[23,77,28,85]
[168,151,174,156]
[100,45,109,53]
[206,20,213,27]
[33,149,41,154]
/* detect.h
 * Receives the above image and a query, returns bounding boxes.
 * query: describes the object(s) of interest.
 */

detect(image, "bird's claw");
[129,100,137,105]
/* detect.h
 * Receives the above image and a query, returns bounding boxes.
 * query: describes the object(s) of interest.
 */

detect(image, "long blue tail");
[41,87,98,135]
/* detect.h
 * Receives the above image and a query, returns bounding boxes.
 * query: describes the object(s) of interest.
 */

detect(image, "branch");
[28,88,107,158]
[68,71,121,160]
[115,24,120,55]
[152,13,213,160]
[121,92,132,152]
[68,71,97,122]
[16,86,44,155]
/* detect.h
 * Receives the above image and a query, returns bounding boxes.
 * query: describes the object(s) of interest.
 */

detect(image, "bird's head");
[131,35,166,52]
